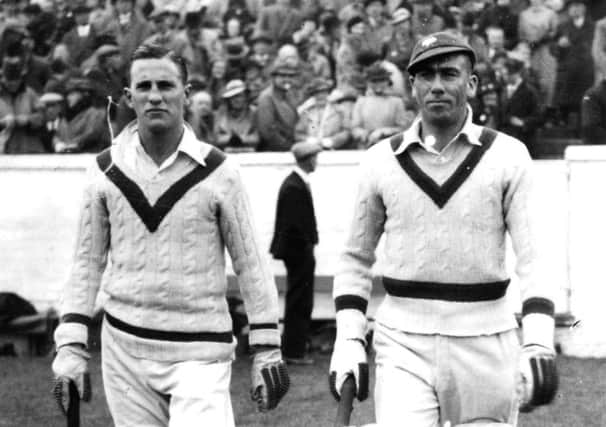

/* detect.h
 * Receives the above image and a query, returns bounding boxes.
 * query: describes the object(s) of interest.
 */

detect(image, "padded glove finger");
[251,348,290,412]
[518,345,558,412]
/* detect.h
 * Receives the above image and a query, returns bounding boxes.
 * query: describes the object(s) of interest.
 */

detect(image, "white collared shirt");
[393,105,483,157]
[293,165,310,186]
[121,122,210,179]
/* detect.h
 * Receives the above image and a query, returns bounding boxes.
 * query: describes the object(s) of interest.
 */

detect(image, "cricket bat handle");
[67,380,80,427]
[334,375,356,427]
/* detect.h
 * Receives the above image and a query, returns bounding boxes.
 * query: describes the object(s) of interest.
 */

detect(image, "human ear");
[124,88,133,109]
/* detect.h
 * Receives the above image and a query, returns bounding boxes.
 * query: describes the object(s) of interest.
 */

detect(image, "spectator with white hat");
[215,79,260,152]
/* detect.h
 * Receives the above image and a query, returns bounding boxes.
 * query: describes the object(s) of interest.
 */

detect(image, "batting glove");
[250,347,290,412]
[329,338,369,402]
[52,344,91,414]
[517,344,558,412]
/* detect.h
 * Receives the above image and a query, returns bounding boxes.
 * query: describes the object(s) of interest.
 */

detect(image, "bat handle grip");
[67,381,80,427]
[334,375,356,427]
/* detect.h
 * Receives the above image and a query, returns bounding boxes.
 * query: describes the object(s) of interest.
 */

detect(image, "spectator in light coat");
[352,62,414,148]
[256,58,300,151]
[296,77,353,150]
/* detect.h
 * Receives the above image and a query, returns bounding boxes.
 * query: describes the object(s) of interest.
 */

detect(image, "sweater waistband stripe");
[382,276,510,302]
[105,313,233,343]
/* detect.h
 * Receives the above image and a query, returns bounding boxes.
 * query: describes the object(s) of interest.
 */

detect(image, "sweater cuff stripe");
[249,323,279,330]
[61,313,92,327]
[522,297,555,317]
[335,295,368,314]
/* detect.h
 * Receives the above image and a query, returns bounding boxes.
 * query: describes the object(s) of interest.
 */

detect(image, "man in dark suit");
[270,141,323,365]
[498,57,542,158]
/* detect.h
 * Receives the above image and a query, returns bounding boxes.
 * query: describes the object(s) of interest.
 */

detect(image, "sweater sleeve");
[503,141,555,347]
[54,160,110,348]
[216,161,281,348]
[332,149,386,341]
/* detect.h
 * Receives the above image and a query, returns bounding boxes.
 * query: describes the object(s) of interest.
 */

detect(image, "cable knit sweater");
[54,123,280,362]
[334,113,555,339]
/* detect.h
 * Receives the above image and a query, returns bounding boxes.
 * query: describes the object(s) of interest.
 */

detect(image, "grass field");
[1,351,605,427]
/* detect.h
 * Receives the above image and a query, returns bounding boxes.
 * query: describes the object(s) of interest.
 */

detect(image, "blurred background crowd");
[0,0,605,157]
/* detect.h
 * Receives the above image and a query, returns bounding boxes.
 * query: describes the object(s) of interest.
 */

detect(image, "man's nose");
[430,76,445,93]
[148,87,162,102]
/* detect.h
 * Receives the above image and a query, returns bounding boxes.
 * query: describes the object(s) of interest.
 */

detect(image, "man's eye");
[136,82,151,90]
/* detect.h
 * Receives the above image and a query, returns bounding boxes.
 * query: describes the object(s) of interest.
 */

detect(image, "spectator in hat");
[0,40,45,154]
[144,5,183,51]
[38,83,66,152]
[477,0,520,50]
[365,0,393,46]
[551,0,594,133]
[1,22,51,94]
[519,0,559,112]
[215,79,260,152]
[55,3,97,68]
[174,8,221,78]
[498,56,542,156]
[103,0,152,65]
[315,8,341,80]
[53,74,111,153]
[460,12,489,65]
[255,0,302,45]
[186,89,216,144]
[256,58,300,151]
[243,57,269,105]
[270,140,322,365]
[410,0,446,41]
[275,43,312,105]
[335,14,383,86]
[248,30,275,79]
[296,77,354,150]
[352,62,414,147]
[84,39,125,107]
[385,8,415,73]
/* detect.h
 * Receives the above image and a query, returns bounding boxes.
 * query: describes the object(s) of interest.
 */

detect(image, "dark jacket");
[256,85,298,151]
[499,80,542,155]
[270,171,318,261]
[581,79,606,144]
[552,16,595,108]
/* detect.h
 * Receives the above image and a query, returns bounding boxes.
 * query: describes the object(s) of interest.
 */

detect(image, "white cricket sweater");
[333,114,555,338]
[54,123,280,361]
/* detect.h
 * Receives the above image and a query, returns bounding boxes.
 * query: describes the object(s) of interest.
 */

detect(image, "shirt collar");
[394,105,483,155]
[122,121,210,171]
[293,166,310,184]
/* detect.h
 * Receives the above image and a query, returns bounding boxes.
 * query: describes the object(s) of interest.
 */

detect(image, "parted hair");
[128,43,189,85]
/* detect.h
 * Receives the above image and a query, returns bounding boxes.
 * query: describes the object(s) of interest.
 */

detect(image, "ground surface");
[0,352,605,427]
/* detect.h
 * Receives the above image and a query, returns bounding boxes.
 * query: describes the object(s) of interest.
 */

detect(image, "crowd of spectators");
[1,0,606,156]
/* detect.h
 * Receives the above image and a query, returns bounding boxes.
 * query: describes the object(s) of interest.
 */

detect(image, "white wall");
[1,151,591,352]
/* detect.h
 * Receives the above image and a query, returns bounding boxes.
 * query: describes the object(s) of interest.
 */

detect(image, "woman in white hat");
[214,79,260,152]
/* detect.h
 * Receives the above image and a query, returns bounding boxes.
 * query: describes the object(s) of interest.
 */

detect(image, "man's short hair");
[129,43,189,85]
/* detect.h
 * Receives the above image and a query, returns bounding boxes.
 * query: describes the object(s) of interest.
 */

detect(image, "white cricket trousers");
[101,323,235,427]
[373,322,520,427]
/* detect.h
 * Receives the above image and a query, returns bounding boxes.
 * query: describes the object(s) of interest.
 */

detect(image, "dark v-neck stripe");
[393,127,497,209]
[96,147,226,232]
